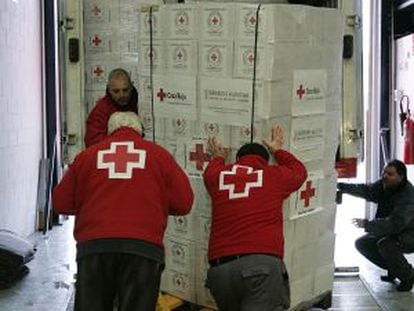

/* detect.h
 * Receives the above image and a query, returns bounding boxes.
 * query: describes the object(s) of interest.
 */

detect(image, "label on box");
[153,75,197,120]
[292,70,327,116]
[200,77,252,126]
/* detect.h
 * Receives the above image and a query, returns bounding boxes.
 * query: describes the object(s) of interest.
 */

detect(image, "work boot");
[396,271,414,292]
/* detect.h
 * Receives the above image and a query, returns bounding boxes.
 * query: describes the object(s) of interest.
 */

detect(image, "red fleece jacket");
[53,128,194,247]
[84,94,138,147]
[203,150,307,260]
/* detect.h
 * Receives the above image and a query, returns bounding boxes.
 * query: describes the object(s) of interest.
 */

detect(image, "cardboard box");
[199,3,235,40]
[199,40,233,77]
[165,40,198,76]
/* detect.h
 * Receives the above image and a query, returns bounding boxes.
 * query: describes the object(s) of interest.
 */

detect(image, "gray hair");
[107,112,142,135]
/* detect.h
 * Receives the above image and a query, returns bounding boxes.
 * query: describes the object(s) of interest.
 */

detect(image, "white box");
[197,213,211,244]
[165,40,198,76]
[161,267,196,302]
[186,139,210,178]
[316,233,336,267]
[139,5,165,39]
[290,275,314,309]
[164,4,199,39]
[139,109,166,141]
[229,119,266,149]
[84,0,118,30]
[84,31,114,56]
[288,170,323,219]
[199,3,235,40]
[167,212,196,241]
[313,263,335,295]
[234,4,273,43]
[292,212,321,251]
[199,40,233,77]
[138,40,166,74]
[290,244,317,282]
[164,236,196,272]
[153,75,198,120]
[320,174,337,207]
[199,77,252,126]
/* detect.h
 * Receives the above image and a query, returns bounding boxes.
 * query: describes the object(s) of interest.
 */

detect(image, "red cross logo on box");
[219,165,263,199]
[93,66,104,78]
[296,84,306,99]
[97,142,146,179]
[300,180,315,207]
[157,88,166,101]
[189,144,210,171]
[91,35,102,47]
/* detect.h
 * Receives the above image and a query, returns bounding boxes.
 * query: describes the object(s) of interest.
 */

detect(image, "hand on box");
[263,125,284,153]
[207,137,229,160]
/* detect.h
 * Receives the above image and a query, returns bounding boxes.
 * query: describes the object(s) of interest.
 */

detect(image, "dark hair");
[386,159,407,181]
[236,143,269,162]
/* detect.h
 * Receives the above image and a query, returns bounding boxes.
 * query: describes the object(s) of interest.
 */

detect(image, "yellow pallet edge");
[156,293,185,311]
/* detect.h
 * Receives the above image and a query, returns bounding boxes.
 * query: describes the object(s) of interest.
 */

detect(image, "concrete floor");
[1,219,414,311]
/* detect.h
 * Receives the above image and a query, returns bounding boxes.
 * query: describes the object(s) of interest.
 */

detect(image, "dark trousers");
[206,254,290,311]
[74,253,162,311]
[355,234,413,282]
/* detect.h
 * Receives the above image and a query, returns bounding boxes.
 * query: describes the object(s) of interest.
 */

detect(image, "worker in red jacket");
[203,125,307,311]
[84,68,139,147]
[53,112,194,311]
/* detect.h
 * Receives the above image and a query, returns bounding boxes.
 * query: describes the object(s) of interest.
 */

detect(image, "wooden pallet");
[156,293,215,311]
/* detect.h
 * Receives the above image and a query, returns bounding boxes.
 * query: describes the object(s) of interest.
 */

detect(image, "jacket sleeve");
[271,149,307,193]
[203,156,226,195]
[52,162,78,215]
[365,188,414,236]
[164,153,194,216]
[84,104,109,148]
[337,181,382,203]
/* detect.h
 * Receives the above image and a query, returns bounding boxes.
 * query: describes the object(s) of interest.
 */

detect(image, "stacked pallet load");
[138,1,344,309]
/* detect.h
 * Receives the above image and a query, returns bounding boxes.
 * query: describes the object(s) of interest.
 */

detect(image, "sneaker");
[396,272,414,292]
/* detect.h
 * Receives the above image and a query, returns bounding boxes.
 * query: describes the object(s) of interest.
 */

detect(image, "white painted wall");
[0,0,43,236]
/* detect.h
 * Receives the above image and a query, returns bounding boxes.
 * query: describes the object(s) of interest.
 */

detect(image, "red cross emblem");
[247,52,255,64]
[97,142,146,179]
[300,180,316,207]
[157,88,166,101]
[210,52,218,62]
[91,35,102,46]
[178,15,186,24]
[211,15,219,25]
[220,165,263,199]
[93,66,104,77]
[189,144,210,171]
[91,5,101,17]
[249,16,257,25]
[296,84,306,99]
[176,50,183,60]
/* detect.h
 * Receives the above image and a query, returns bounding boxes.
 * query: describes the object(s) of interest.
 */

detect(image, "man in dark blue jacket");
[338,159,414,291]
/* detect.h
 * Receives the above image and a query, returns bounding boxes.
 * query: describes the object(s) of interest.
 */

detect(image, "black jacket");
[338,180,414,249]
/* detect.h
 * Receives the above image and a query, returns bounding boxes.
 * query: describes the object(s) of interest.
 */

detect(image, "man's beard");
[112,95,130,107]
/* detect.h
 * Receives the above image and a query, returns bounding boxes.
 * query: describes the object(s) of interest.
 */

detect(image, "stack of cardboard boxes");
[137,2,344,309]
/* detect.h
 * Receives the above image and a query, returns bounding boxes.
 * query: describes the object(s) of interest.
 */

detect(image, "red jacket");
[84,94,138,147]
[203,150,307,260]
[53,128,194,247]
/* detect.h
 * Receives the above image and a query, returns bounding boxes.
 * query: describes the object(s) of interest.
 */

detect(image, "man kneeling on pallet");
[203,125,307,311]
